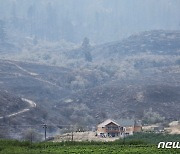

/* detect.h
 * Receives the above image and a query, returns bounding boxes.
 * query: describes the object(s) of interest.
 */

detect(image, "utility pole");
[123,127,126,145]
[43,124,47,140]
[30,131,33,144]
[71,126,74,141]
[71,131,73,141]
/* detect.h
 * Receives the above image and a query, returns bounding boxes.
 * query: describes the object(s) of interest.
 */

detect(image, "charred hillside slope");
[0,30,180,128]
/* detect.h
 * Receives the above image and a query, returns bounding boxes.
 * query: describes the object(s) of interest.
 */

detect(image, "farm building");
[97,119,142,138]
[134,120,142,132]
[97,119,124,137]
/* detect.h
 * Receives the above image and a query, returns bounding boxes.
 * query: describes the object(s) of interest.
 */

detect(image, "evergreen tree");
[82,37,92,62]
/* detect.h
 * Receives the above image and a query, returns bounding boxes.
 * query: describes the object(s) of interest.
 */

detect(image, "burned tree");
[82,37,92,62]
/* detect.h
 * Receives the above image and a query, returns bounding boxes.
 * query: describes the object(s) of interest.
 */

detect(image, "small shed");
[134,120,142,132]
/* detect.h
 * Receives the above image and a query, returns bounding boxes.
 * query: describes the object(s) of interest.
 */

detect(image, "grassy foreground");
[0,140,179,154]
[0,133,180,154]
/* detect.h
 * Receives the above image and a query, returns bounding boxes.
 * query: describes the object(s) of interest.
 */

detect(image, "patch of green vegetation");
[0,133,180,154]
[124,133,180,144]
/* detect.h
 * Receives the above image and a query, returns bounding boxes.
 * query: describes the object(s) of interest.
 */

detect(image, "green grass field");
[0,140,179,154]
[0,133,180,154]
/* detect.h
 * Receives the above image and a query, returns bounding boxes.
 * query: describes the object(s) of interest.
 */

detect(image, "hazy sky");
[0,0,180,43]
